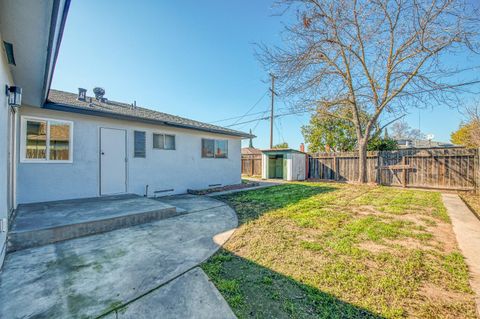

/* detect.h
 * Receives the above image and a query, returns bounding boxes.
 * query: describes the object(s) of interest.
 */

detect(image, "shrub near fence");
[308,148,478,191]
[241,155,262,176]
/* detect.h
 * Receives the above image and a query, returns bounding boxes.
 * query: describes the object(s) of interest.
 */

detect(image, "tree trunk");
[358,140,368,183]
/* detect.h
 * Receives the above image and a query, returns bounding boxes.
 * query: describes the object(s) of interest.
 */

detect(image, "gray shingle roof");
[45,90,253,138]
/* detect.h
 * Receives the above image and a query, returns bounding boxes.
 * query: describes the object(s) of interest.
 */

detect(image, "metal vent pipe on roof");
[77,88,87,101]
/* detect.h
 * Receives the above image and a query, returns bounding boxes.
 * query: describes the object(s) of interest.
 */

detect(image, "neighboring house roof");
[395,138,458,149]
[241,147,262,155]
[44,90,253,138]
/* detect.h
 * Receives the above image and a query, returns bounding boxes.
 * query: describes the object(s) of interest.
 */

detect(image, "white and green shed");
[261,149,307,181]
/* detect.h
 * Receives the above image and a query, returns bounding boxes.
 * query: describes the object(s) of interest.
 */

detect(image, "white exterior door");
[100,128,127,195]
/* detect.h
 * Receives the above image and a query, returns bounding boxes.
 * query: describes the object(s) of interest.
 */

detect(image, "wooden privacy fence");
[242,155,262,176]
[308,148,478,191]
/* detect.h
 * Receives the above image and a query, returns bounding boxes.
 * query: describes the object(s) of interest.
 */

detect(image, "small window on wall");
[153,133,175,150]
[21,117,73,163]
[202,139,228,158]
[134,131,146,158]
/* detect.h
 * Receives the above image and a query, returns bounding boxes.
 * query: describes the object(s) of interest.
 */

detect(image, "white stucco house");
[18,89,251,204]
[0,0,250,268]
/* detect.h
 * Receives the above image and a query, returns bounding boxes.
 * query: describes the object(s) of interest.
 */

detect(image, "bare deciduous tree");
[391,120,425,140]
[258,0,479,182]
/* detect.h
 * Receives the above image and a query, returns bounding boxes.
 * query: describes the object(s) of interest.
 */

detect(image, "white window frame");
[152,133,176,150]
[20,116,74,163]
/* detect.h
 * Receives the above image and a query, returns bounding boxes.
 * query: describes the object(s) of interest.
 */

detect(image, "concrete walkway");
[442,193,480,315]
[104,267,235,319]
[0,195,237,319]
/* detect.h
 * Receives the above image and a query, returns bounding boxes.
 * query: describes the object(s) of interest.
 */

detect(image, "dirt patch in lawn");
[421,282,472,303]
[203,183,477,319]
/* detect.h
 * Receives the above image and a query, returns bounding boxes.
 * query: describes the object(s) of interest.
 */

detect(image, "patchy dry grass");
[202,183,476,318]
[459,192,480,220]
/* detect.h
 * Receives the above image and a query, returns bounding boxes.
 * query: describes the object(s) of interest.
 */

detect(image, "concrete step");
[8,195,182,252]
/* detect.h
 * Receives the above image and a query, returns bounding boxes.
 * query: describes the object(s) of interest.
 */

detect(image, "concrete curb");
[206,183,280,197]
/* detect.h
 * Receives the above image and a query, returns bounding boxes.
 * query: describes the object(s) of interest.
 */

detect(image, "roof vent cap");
[93,87,105,100]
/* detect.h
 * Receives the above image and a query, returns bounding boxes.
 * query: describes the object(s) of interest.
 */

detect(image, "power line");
[276,117,286,143]
[210,91,268,125]
[227,79,480,129]
[252,104,271,132]
[210,109,268,124]
[232,90,269,126]
[210,106,291,125]
[226,108,312,127]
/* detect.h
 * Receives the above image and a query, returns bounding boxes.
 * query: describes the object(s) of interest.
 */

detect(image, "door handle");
[101,152,105,155]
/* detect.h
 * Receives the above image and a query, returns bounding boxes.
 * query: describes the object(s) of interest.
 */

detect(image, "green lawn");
[201,183,476,318]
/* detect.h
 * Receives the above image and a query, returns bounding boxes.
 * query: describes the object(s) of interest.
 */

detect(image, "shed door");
[100,128,127,195]
[275,157,284,178]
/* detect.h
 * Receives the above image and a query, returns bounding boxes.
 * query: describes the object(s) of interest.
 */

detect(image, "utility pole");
[269,73,276,149]
[249,129,253,148]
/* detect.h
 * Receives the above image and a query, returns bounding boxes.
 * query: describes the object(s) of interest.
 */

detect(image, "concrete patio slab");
[442,193,480,316]
[158,194,226,212]
[0,195,237,319]
[8,195,179,251]
[105,267,236,319]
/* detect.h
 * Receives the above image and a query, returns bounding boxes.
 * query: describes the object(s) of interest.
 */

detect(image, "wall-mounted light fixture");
[5,85,22,107]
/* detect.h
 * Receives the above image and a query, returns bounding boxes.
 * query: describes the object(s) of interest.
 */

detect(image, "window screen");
[153,133,164,149]
[202,139,214,158]
[165,135,175,150]
[49,121,71,160]
[26,120,47,159]
[202,139,228,158]
[134,131,146,158]
[215,140,228,158]
[153,133,175,150]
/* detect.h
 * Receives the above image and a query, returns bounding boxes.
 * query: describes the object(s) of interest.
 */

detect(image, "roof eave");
[42,0,72,104]
[43,102,253,138]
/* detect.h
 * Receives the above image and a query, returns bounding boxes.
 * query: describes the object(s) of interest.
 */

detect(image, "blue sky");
[52,0,480,150]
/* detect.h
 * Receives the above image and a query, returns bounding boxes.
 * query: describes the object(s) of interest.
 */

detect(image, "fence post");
[334,155,339,181]
[305,154,310,179]
[377,152,382,185]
